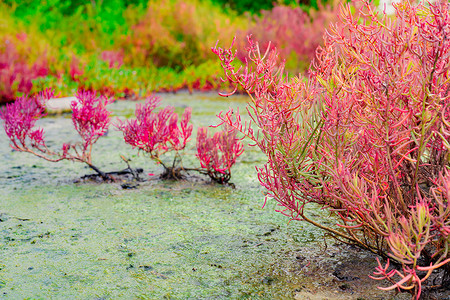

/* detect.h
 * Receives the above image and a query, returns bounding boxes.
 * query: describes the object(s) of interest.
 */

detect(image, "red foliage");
[213,1,450,298]
[63,90,113,162]
[121,0,201,68]
[196,125,244,183]
[1,89,53,152]
[118,95,243,183]
[0,89,113,179]
[118,95,193,178]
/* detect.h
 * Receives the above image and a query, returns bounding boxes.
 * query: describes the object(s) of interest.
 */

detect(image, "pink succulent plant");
[117,95,193,179]
[196,125,244,184]
[212,1,450,298]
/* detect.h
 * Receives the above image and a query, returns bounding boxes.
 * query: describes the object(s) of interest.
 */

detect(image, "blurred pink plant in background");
[0,34,49,103]
[101,50,124,69]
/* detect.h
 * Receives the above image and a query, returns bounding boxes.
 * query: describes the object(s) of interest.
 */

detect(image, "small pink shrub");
[196,125,244,184]
[62,90,113,173]
[0,89,113,179]
[118,95,193,179]
[213,1,450,298]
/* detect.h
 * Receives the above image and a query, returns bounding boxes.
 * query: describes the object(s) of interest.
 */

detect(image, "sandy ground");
[46,96,77,113]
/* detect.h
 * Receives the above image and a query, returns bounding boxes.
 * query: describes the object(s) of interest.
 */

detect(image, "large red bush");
[213,1,450,298]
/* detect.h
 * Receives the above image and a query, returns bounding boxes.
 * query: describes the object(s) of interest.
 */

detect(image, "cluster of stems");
[212,1,450,298]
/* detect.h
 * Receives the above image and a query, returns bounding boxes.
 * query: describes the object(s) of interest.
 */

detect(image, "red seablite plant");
[196,125,244,184]
[62,90,113,176]
[213,1,450,298]
[117,95,194,179]
[0,89,113,179]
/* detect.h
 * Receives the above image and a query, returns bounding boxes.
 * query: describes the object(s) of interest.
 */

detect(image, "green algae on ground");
[0,174,326,298]
[0,92,410,299]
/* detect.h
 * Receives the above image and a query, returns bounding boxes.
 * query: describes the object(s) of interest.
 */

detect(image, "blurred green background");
[0,0,339,102]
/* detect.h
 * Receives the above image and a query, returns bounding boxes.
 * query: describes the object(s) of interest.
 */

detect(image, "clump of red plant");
[117,95,193,180]
[196,125,244,184]
[0,89,114,180]
[212,1,450,298]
